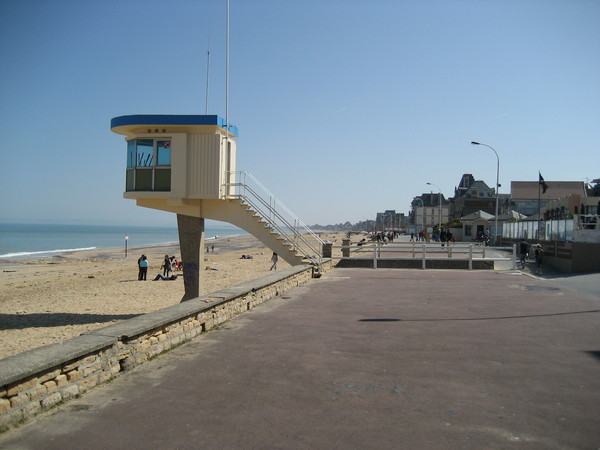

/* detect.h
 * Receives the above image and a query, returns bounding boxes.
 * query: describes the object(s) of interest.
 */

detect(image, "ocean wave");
[205,234,241,241]
[0,247,97,259]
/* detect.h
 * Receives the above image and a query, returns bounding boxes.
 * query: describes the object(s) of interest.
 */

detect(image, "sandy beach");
[0,232,344,360]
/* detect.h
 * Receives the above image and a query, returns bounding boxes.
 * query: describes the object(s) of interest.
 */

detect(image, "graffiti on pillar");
[183,262,198,287]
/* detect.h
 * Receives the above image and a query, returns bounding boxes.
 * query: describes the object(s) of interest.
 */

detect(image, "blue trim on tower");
[110,115,238,136]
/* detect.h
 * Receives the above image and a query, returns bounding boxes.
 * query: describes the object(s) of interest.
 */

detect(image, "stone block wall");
[0,265,314,430]
[502,239,600,273]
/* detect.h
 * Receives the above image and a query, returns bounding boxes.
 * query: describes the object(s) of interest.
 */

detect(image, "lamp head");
[471,141,480,145]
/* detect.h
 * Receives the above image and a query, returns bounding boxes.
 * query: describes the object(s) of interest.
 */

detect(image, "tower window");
[126,138,171,191]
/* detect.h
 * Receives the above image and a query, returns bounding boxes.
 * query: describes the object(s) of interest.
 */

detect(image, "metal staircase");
[227,171,325,268]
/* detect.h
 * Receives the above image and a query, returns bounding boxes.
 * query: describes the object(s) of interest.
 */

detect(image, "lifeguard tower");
[111,114,324,300]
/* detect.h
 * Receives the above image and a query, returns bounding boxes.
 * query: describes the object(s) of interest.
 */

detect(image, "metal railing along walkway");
[335,241,518,270]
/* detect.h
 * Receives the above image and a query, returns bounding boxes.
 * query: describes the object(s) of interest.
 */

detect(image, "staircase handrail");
[227,171,324,263]
[240,184,321,259]
[231,171,325,245]
[240,172,325,245]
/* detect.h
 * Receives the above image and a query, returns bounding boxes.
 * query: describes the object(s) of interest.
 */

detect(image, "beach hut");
[461,210,495,243]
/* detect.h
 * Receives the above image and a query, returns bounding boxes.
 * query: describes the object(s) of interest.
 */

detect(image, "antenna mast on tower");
[205,26,211,114]
[225,0,230,140]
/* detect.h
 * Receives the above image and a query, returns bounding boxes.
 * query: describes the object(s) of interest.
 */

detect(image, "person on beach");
[138,255,149,281]
[269,252,278,271]
[162,255,172,277]
[172,257,182,271]
[534,244,543,274]
[137,255,144,280]
[153,273,178,281]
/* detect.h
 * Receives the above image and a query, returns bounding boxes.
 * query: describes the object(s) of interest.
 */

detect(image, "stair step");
[236,198,322,266]
[240,219,318,268]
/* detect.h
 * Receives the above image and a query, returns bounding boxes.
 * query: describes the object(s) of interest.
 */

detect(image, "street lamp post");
[427,182,442,235]
[125,235,129,258]
[471,141,500,245]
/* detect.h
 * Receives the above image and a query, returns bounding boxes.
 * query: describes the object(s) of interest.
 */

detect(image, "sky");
[1,0,598,227]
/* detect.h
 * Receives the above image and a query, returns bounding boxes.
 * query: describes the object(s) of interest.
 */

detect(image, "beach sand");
[0,232,345,360]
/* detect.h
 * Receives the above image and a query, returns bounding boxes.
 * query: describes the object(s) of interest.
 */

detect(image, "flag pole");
[538,171,541,240]
[537,172,549,240]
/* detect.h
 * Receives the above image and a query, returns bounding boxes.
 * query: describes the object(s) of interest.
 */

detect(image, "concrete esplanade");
[1,268,599,449]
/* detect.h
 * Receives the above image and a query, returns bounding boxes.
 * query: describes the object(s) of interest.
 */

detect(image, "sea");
[0,223,248,260]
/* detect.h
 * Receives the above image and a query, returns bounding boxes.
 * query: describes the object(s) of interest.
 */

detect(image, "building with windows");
[449,173,510,220]
[410,193,449,231]
[502,180,600,273]
[460,210,494,242]
[375,210,405,232]
[510,180,589,218]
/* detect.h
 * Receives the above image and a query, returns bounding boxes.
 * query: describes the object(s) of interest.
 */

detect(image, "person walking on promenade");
[440,229,447,247]
[162,255,172,277]
[269,252,278,271]
[534,244,544,274]
[518,239,529,268]
[138,255,149,281]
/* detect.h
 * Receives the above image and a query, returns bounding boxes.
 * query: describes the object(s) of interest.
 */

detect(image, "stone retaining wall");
[502,239,600,273]
[0,265,316,430]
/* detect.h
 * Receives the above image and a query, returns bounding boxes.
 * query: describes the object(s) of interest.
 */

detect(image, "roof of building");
[497,210,527,221]
[454,179,495,198]
[461,210,495,221]
[511,181,586,199]
[456,174,475,190]
[110,114,238,137]
[415,193,449,207]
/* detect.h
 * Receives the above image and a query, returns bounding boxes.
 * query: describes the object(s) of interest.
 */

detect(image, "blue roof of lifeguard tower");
[110,115,238,137]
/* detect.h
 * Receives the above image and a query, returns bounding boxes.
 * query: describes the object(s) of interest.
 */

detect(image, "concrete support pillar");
[177,214,205,302]
[322,241,333,258]
[342,238,351,258]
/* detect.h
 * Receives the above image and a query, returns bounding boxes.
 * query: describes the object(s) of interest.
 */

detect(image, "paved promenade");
[1,268,599,449]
